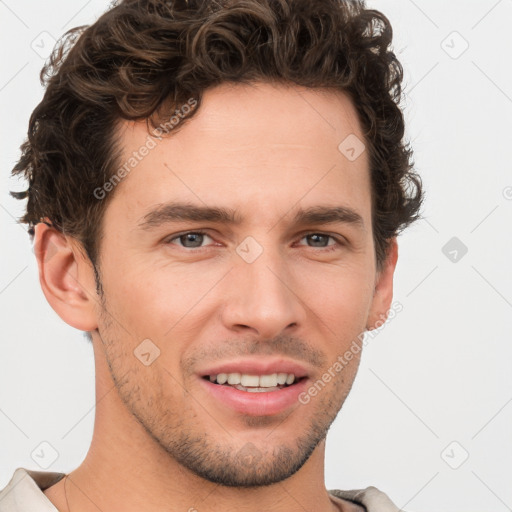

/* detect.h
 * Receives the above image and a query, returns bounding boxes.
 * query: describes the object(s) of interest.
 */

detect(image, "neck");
[65,417,337,512]
[47,343,341,512]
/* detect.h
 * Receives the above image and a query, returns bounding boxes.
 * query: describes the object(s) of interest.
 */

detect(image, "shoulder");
[0,467,65,511]
[329,486,403,512]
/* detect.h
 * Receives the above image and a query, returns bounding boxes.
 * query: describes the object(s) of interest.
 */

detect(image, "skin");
[37,81,398,512]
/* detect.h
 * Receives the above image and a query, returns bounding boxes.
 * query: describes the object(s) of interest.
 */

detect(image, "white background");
[1,1,511,510]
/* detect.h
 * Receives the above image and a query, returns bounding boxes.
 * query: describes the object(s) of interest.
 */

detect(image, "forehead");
[159,82,365,155]
[108,81,371,229]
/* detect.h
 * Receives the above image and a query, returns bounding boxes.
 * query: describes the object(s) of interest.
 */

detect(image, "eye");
[166,230,213,249]
[297,232,343,251]
[164,230,344,252]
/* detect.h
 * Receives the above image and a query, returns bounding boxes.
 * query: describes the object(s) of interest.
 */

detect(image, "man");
[2,0,422,510]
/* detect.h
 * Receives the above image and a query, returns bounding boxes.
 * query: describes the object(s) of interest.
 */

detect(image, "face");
[91,82,393,486]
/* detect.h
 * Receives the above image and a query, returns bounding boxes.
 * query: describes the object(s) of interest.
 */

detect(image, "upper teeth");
[209,373,296,387]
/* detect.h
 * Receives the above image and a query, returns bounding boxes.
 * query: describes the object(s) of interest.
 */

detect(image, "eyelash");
[164,230,344,252]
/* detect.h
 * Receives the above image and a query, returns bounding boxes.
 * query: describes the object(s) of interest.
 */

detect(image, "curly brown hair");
[11,0,422,273]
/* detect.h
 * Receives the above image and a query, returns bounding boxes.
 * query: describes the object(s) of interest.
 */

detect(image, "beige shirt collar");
[0,467,402,512]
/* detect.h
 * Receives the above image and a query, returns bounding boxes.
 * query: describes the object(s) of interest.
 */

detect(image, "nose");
[219,246,305,340]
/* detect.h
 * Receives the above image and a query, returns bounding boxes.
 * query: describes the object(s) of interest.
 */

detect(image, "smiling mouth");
[203,372,305,393]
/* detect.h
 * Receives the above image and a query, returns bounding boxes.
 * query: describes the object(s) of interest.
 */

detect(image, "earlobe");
[33,222,99,332]
[366,238,398,331]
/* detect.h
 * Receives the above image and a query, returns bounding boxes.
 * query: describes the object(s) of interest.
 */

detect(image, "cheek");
[291,259,375,331]
[104,259,223,339]
[101,240,376,341]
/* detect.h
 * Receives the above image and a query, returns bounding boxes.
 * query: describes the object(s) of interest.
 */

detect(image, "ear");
[33,222,99,332]
[366,238,398,330]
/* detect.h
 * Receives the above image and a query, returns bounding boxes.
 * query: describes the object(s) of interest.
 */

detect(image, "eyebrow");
[137,201,364,231]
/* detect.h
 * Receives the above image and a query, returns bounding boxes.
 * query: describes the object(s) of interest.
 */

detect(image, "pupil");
[309,234,327,247]
[182,233,203,248]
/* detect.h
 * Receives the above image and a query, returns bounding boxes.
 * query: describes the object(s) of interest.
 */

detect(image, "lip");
[196,357,310,416]
[199,375,309,416]
[197,357,309,379]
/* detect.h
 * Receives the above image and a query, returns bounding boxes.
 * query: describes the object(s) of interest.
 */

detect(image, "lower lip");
[199,377,309,416]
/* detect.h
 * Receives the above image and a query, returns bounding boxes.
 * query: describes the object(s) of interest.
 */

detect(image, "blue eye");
[164,231,343,252]
[299,233,339,249]
[167,231,212,248]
